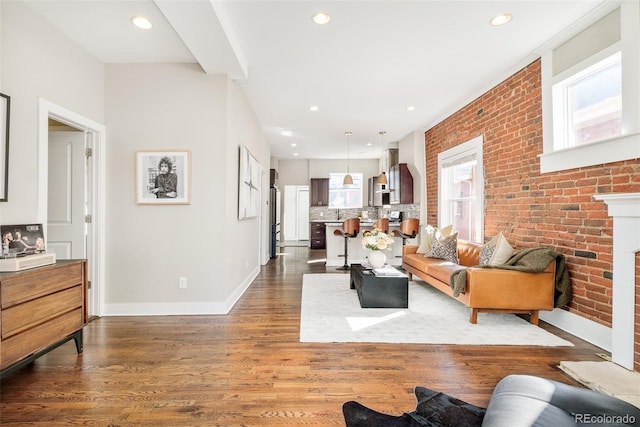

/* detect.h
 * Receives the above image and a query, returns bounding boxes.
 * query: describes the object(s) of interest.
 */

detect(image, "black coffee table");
[349,264,408,308]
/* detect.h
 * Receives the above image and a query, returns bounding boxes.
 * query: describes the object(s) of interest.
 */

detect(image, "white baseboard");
[541,308,611,352]
[103,266,260,316]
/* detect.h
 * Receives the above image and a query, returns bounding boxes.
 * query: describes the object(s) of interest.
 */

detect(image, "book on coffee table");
[372,266,405,276]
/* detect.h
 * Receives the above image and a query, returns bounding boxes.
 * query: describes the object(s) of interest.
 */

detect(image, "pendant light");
[343,131,353,186]
[376,131,388,185]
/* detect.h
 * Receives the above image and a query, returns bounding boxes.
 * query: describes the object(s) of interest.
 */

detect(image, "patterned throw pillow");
[425,232,459,263]
[479,232,514,266]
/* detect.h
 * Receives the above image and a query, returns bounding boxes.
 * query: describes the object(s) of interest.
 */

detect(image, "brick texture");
[424,59,640,371]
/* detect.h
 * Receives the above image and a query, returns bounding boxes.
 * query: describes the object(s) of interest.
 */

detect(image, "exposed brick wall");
[425,59,640,370]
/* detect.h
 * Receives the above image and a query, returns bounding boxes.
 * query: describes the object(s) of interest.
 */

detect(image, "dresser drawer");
[1,263,83,309]
[2,285,83,339]
[0,308,83,370]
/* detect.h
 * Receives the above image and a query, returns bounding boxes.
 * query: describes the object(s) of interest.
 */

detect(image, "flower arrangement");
[362,228,394,251]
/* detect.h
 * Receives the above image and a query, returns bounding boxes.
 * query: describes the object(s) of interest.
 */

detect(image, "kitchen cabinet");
[310,178,329,206]
[1,260,87,377]
[368,176,390,207]
[310,222,326,249]
[389,163,414,204]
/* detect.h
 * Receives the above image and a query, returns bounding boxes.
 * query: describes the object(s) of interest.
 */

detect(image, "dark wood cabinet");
[310,222,326,249]
[389,163,414,204]
[310,178,329,206]
[368,176,390,207]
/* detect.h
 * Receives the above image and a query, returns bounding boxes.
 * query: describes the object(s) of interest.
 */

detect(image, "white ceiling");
[23,0,607,160]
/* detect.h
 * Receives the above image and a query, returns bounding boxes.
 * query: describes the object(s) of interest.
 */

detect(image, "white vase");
[368,250,386,268]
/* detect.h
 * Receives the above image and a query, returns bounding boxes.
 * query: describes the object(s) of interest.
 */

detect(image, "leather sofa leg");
[469,308,478,324]
[530,311,539,325]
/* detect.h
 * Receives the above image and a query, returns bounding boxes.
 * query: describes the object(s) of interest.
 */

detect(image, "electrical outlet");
[179,277,187,289]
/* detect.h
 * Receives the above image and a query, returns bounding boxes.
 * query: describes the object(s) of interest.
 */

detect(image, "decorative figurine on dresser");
[0,223,88,378]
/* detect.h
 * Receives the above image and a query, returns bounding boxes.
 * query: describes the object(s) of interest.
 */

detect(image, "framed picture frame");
[238,145,260,219]
[136,150,191,205]
[0,93,10,202]
[1,224,46,256]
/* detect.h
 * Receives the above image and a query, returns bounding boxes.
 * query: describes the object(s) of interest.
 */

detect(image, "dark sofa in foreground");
[343,374,640,426]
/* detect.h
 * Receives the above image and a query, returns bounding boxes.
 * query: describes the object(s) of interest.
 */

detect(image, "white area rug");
[300,274,573,346]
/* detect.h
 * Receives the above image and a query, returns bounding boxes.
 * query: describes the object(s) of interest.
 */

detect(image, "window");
[438,136,483,243]
[540,3,639,173]
[328,173,363,209]
[552,51,622,150]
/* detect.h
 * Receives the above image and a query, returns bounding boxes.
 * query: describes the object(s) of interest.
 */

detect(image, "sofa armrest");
[403,245,419,255]
[465,267,555,310]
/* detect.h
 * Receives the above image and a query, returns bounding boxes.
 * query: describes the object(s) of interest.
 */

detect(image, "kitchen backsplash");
[309,204,420,222]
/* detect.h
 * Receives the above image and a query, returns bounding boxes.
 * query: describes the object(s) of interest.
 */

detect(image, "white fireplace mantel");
[594,192,640,370]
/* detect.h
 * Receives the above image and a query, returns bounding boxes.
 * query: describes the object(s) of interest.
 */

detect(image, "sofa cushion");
[456,240,483,267]
[425,233,458,263]
[425,261,467,285]
[479,233,514,266]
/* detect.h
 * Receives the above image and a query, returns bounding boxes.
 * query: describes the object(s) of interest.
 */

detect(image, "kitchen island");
[324,221,418,267]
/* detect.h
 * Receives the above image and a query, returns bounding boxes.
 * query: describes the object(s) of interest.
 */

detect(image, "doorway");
[283,185,309,244]
[38,99,105,318]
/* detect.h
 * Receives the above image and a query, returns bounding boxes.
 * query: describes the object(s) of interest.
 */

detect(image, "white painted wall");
[1,2,269,315]
[0,1,105,224]
[104,64,269,314]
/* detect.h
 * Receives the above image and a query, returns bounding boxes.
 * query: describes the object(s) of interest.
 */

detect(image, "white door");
[283,185,297,241]
[47,130,86,260]
[297,188,309,240]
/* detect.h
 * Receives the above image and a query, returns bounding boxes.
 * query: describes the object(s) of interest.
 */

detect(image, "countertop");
[312,220,401,227]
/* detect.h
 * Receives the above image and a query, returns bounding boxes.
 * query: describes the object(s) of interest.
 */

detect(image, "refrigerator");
[270,185,281,258]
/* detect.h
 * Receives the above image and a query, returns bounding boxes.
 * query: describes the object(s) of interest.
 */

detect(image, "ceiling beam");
[154,0,248,79]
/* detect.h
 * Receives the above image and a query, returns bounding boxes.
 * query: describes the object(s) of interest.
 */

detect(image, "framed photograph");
[0,93,10,202]
[136,150,191,205]
[238,145,260,219]
[1,224,46,256]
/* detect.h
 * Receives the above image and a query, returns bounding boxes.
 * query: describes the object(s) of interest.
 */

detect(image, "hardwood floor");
[0,247,604,426]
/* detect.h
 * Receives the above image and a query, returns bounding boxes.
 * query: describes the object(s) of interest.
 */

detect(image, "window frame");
[540,2,640,173]
[437,135,484,244]
[551,50,622,150]
[328,172,364,209]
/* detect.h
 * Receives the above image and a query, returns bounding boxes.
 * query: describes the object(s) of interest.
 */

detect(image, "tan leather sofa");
[402,240,555,324]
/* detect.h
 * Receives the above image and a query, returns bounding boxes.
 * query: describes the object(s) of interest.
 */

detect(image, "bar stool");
[373,218,389,234]
[334,218,360,270]
[393,218,420,246]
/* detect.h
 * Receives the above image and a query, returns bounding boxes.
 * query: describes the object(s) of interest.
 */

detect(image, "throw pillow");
[417,224,454,254]
[425,232,459,263]
[479,232,514,266]
[416,225,436,254]
[440,224,454,238]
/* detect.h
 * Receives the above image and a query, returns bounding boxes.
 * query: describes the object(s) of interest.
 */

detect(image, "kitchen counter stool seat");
[373,218,389,234]
[393,218,420,246]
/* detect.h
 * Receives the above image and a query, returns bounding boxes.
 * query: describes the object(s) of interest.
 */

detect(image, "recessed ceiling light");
[280,130,292,137]
[293,153,299,157]
[131,16,153,30]
[291,143,297,147]
[366,142,373,146]
[406,105,416,111]
[490,13,512,26]
[312,12,331,25]
[309,105,319,112]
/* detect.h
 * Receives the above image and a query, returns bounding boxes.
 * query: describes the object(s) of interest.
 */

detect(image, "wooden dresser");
[0,259,87,377]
